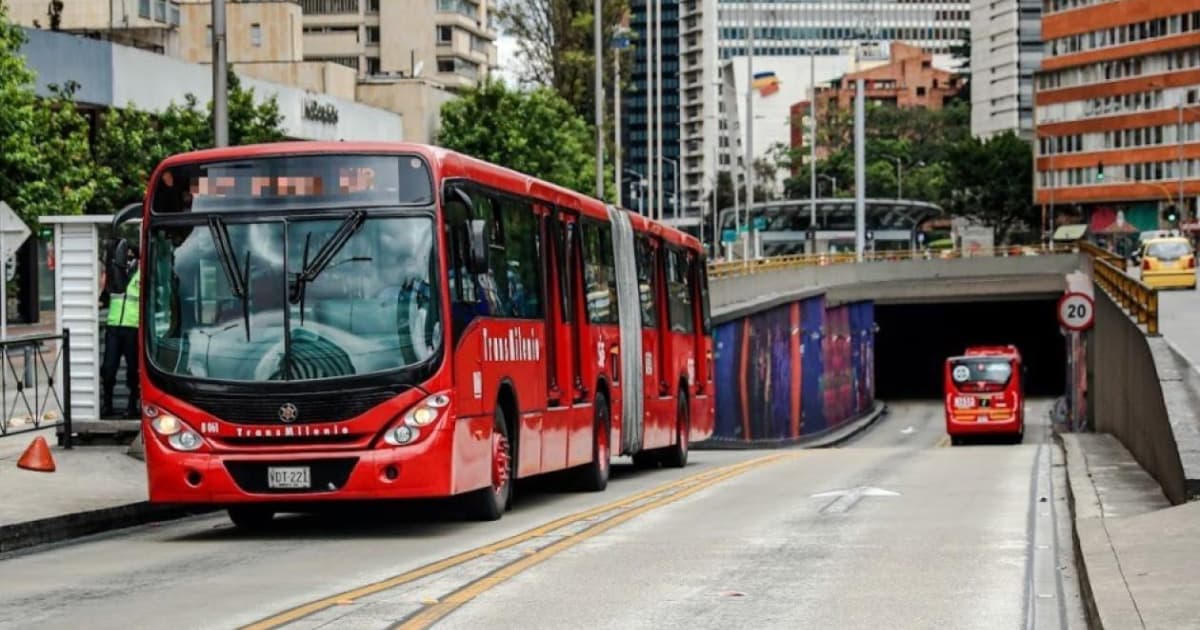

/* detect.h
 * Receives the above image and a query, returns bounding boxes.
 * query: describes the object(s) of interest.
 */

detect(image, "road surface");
[0,401,1084,629]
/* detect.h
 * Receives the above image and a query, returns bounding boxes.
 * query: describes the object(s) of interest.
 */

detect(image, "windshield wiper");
[288,210,366,307]
[206,216,252,341]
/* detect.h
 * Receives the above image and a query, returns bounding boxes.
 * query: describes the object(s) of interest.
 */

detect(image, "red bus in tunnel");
[129,142,714,527]
[944,345,1025,445]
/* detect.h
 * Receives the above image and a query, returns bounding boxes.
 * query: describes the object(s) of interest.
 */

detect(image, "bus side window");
[634,237,657,328]
[444,184,493,342]
[666,248,693,334]
[581,218,618,325]
[696,252,712,335]
[554,215,575,324]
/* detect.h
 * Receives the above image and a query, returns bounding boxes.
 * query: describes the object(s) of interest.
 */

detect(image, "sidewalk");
[1061,433,1200,630]
[0,428,200,554]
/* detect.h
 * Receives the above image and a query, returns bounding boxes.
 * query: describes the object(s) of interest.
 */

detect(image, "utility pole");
[212,0,228,147]
[853,49,865,261]
[809,50,817,253]
[645,1,655,218]
[655,0,664,221]
[744,0,755,259]
[594,0,604,200]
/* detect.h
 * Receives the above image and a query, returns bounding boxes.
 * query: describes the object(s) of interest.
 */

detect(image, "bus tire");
[661,391,689,468]
[575,392,611,492]
[228,506,274,530]
[465,407,512,521]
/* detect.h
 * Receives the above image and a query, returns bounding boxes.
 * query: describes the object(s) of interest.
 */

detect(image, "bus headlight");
[150,413,205,452]
[382,392,451,446]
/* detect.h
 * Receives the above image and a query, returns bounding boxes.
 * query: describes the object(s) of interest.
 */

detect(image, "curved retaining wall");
[699,294,876,447]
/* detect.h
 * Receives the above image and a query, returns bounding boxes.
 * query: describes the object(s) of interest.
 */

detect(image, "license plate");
[954,396,976,409]
[977,415,990,423]
[267,466,311,489]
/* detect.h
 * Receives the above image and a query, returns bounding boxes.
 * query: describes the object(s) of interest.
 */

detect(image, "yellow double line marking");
[243,453,791,630]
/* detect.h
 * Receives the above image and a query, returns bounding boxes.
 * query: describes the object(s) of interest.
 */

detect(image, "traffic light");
[1096,161,1105,182]
[1164,205,1179,223]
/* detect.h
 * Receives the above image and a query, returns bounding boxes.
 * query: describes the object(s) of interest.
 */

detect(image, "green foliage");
[438,79,609,196]
[780,101,1036,243]
[0,10,95,222]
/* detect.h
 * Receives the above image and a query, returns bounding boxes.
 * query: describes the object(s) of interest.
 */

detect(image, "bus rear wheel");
[575,392,611,491]
[661,391,689,468]
[465,407,512,521]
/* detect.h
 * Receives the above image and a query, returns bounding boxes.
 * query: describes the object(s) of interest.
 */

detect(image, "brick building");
[1034,0,1200,235]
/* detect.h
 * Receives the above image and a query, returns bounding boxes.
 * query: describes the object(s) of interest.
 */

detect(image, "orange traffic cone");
[17,436,56,472]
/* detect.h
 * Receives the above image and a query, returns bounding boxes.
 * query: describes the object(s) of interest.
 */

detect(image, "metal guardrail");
[1081,241,1160,336]
[706,244,1078,280]
[0,331,72,448]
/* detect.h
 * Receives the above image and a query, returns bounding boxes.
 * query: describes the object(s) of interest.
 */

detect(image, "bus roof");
[151,141,703,252]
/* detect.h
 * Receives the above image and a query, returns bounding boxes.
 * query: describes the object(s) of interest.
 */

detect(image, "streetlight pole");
[594,0,603,201]
[645,1,655,218]
[809,50,817,251]
[663,157,680,219]
[655,0,664,221]
[744,1,756,259]
[212,0,228,147]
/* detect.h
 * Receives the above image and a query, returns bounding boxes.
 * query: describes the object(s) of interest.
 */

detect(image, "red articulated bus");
[944,345,1025,445]
[127,142,714,527]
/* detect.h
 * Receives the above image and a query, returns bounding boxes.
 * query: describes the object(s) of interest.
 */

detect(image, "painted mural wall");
[706,297,876,445]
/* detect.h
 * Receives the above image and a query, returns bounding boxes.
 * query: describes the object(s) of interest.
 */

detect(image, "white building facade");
[970,0,1042,139]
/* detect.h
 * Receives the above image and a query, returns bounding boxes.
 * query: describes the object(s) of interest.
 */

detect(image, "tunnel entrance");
[874,299,1068,400]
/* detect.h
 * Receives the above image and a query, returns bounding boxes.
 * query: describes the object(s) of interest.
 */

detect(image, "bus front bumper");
[144,418,491,505]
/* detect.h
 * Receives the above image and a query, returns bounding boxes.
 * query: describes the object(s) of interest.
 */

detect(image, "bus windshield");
[949,358,1013,387]
[146,214,440,382]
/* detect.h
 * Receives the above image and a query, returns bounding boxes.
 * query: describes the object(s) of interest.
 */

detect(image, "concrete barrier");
[711,253,1080,310]
[1092,289,1200,504]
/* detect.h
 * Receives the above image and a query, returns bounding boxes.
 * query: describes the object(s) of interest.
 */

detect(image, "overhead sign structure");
[1057,291,1095,332]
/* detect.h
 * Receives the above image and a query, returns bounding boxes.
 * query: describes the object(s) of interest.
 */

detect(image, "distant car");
[1137,237,1196,290]
[944,345,1025,445]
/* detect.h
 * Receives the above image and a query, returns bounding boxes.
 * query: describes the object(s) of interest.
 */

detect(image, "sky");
[495,33,521,86]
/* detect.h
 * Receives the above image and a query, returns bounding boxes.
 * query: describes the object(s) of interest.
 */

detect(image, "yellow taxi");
[1137,236,1197,289]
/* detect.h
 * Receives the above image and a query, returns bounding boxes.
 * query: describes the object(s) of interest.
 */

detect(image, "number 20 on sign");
[1057,292,1094,332]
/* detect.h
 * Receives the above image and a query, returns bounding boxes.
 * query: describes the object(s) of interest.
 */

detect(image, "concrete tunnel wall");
[700,296,877,446]
[1091,289,1200,504]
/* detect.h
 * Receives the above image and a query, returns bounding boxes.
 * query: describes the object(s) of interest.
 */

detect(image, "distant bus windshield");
[151,154,434,213]
[949,358,1013,386]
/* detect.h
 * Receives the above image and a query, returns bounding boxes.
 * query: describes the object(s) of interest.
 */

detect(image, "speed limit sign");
[1057,292,1095,331]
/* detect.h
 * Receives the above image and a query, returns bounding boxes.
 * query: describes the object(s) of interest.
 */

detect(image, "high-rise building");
[678,0,719,227]
[621,0,682,219]
[971,0,1042,139]
[715,0,971,59]
[297,0,498,89]
[1034,0,1200,233]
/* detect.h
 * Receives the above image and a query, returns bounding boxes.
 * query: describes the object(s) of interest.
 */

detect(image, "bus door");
[690,251,713,435]
[662,247,697,428]
[634,235,667,448]
[538,208,583,472]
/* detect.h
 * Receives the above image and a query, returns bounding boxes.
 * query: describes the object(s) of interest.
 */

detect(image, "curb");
[693,401,888,450]
[0,502,214,556]
[1055,432,1143,630]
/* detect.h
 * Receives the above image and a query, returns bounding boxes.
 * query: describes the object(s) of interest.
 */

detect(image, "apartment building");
[8,0,183,54]
[971,0,1042,139]
[297,0,498,89]
[817,42,963,111]
[1034,0,1200,231]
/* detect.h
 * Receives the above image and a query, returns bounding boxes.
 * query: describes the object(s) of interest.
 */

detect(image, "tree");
[90,71,286,214]
[437,79,607,195]
[0,9,95,223]
[943,131,1037,243]
[498,0,631,119]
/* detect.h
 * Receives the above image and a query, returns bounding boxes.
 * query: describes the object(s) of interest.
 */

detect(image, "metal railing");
[706,244,1079,280]
[0,331,72,448]
[1082,241,1160,336]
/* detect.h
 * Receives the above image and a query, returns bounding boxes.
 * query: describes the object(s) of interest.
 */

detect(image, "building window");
[367,57,381,75]
[437,59,456,73]
[438,26,453,43]
[250,23,262,47]
[916,86,927,97]
[367,27,380,44]
[367,0,379,12]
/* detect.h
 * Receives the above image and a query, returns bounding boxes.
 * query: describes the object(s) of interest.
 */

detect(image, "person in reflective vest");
[101,245,140,419]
